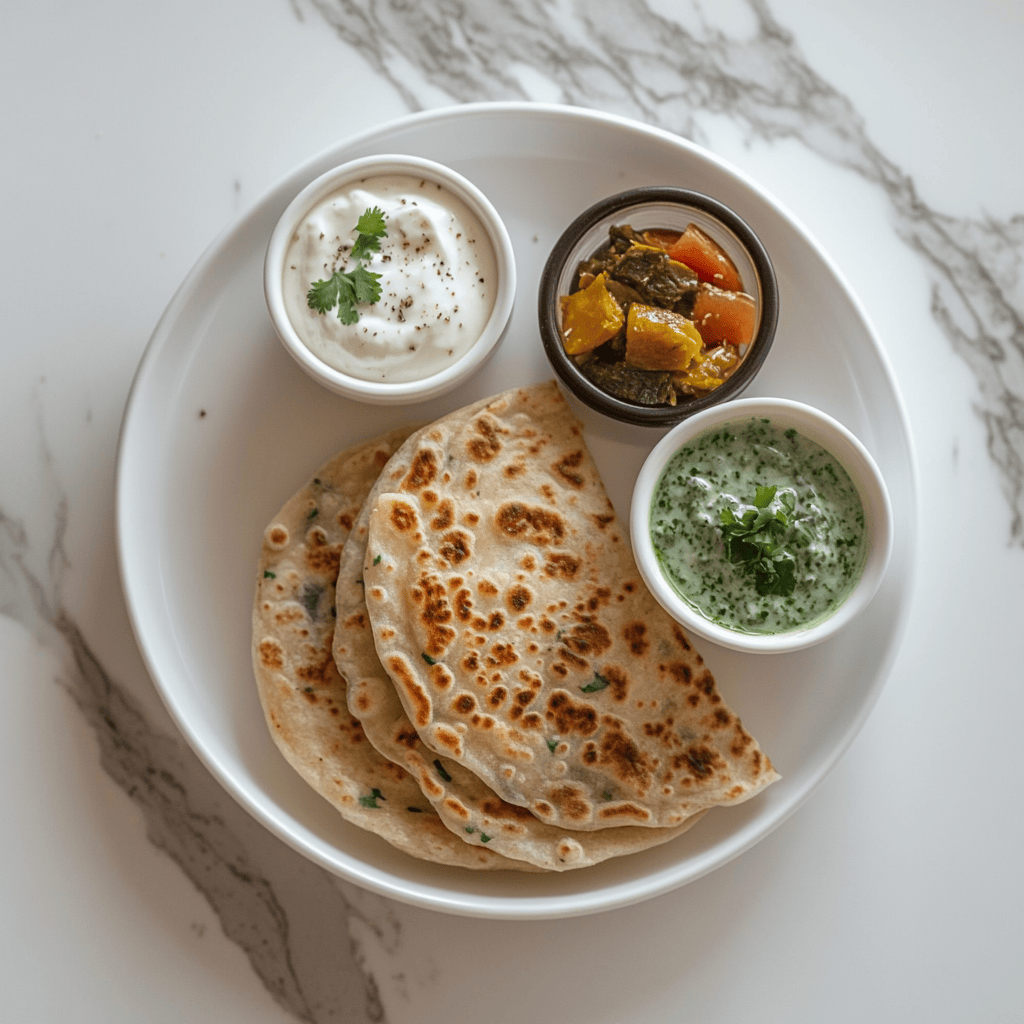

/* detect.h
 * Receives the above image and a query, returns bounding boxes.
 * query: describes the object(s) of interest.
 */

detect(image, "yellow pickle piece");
[625,303,704,371]
[559,272,625,355]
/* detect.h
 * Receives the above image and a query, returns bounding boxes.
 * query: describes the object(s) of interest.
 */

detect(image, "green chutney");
[649,417,867,635]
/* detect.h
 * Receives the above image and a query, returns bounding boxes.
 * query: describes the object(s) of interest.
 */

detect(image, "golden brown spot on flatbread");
[561,620,612,659]
[730,723,753,757]
[504,459,526,478]
[395,726,420,752]
[553,449,586,488]
[403,449,439,490]
[453,588,473,622]
[623,622,649,657]
[667,660,693,686]
[478,579,499,597]
[258,639,284,670]
[545,691,599,736]
[600,666,629,702]
[430,500,454,531]
[596,803,651,823]
[467,416,502,462]
[506,584,532,612]
[556,649,587,671]
[273,607,303,626]
[546,784,591,823]
[296,652,335,685]
[671,623,693,652]
[442,798,470,822]
[433,724,463,756]
[591,513,614,530]
[485,642,516,667]
[430,662,454,691]
[413,576,457,657]
[694,670,720,702]
[495,502,566,545]
[439,530,472,566]
[593,724,652,789]
[480,796,535,822]
[453,693,477,714]
[338,512,354,531]
[464,468,478,490]
[678,744,724,779]
[387,654,431,728]
[389,500,419,533]
[268,525,288,546]
[488,686,508,708]
[486,611,505,631]
[544,553,581,579]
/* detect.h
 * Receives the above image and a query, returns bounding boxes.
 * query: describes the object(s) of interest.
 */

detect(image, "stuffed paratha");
[251,428,536,870]
[362,382,778,831]
[333,458,706,870]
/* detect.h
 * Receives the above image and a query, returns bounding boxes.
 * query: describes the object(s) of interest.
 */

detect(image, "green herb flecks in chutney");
[649,417,867,635]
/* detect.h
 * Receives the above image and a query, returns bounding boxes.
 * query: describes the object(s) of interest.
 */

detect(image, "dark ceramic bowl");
[538,187,778,427]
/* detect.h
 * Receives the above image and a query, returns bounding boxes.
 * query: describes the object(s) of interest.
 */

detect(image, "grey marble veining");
[304,0,1024,543]
[0,449,384,1023]
[6,1,1024,1022]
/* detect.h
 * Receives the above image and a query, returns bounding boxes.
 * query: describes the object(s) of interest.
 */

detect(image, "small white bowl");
[264,154,516,404]
[630,397,893,653]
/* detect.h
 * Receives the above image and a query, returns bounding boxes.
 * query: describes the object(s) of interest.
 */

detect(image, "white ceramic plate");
[116,103,917,920]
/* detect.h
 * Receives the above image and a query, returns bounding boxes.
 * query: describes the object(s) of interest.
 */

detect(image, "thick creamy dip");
[649,417,867,634]
[282,174,497,383]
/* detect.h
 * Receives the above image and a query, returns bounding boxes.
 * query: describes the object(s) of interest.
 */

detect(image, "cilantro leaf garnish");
[719,486,798,597]
[581,672,610,694]
[349,206,388,260]
[359,788,385,808]
[306,206,388,324]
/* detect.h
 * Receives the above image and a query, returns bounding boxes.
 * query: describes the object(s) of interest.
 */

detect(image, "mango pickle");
[559,222,756,406]
[625,304,703,371]
[559,272,626,355]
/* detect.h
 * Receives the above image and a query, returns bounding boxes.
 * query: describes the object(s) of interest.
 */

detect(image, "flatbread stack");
[252,381,778,872]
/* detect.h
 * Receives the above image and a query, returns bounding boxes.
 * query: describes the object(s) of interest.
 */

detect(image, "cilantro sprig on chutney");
[718,485,797,597]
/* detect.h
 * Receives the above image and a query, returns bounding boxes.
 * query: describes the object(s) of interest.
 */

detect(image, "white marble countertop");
[4,1,1022,1020]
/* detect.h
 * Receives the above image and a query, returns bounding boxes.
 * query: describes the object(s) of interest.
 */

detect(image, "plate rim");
[115,101,919,919]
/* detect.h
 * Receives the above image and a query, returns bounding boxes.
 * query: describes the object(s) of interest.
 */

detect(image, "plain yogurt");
[282,174,498,383]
